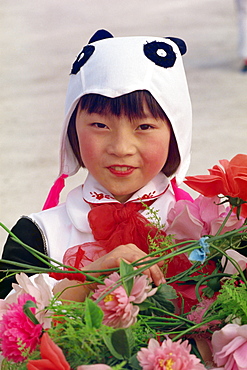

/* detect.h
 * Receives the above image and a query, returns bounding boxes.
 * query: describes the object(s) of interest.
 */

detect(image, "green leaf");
[138,299,153,311]
[103,334,124,360]
[23,300,40,325]
[142,284,177,315]
[207,276,221,292]
[202,286,215,298]
[157,284,178,300]
[84,298,103,329]
[129,354,142,370]
[120,259,134,296]
[111,328,135,359]
[147,296,175,315]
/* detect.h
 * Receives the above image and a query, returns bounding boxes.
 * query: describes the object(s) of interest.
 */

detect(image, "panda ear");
[88,29,114,44]
[165,37,187,55]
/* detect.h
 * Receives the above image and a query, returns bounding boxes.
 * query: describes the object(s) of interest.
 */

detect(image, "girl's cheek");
[144,139,169,165]
[78,136,99,163]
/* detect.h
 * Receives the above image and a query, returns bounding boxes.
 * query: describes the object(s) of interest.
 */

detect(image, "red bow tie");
[63,200,166,271]
[88,201,164,253]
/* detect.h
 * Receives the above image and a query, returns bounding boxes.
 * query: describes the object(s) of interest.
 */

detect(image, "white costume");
[30,173,175,263]
[0,30,192,296]
[37,30,192,262]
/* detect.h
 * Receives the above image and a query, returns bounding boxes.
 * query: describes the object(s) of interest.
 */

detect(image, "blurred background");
[0,0,246,250]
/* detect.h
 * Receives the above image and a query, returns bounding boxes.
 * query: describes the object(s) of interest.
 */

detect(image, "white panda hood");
[44,30,192,209]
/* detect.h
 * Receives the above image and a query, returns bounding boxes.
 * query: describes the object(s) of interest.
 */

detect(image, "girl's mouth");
[107,165,136,176]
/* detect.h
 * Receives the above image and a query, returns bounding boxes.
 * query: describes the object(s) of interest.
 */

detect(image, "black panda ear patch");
[165,37,187,56]
[70,30,114,75]
[144,41,176,68]
[88,29,114,44]
[70,45,95,74]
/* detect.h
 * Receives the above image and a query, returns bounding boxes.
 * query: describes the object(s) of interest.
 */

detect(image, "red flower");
[27,332,70,370]
[185,154,247,217]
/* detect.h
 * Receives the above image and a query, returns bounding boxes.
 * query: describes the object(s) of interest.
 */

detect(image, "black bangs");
[79,90,168,121]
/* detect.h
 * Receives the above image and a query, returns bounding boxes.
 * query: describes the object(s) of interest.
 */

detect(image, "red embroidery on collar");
[90,191,115,200]
[90,191,157,201]
[140,191,156,200]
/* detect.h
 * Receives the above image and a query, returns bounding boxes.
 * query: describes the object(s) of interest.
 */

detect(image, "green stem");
[215,206,234,236]
[210,244,247,285]
[195,272,232,301]
[171,314,221,341]
[143,307,194,325]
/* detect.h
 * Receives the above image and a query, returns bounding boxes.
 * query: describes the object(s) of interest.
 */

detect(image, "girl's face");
[76,102,171,203]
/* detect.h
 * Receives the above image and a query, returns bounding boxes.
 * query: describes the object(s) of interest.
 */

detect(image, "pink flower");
[221,249,247,275]
[187,298,220,332]
[137,337,206,370]
[212,323,247,369]
[129,274,157,304]
[166,195,244,242]
[0,273,53,328]
[0,293,43,363]
[92,272,157,328]
[77,365,112,370]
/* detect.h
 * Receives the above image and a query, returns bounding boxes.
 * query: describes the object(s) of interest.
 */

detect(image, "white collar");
[82,172,170,204]
[65,172,172,232]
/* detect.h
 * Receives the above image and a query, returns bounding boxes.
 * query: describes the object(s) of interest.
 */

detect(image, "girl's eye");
[137,124,153,131]
[92,122,108,129]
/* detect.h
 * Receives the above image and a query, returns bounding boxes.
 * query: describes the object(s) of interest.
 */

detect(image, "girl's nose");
[107,130,137,157]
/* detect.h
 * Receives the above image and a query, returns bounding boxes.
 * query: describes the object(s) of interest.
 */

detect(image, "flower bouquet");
[0,154,247,370]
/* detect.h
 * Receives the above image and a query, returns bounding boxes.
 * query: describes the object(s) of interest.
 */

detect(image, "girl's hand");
[53,278,90,302]
[53,243,165,301]
[82,243,166,287]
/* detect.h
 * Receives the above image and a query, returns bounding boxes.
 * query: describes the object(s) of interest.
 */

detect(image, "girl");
[0,29,192,299]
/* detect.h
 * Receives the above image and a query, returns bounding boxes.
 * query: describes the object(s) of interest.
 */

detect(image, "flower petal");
[184,175,225,197]
[233,342,247,369]
[222,250,247,275]
[27,359,60,370]
[39,333,70,370]
[185,154,247,203]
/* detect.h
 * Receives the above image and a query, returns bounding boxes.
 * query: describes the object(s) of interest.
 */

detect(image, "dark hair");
[68,90,180,177]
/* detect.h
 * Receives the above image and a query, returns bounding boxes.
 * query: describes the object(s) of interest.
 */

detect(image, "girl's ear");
[88,29,114,44]
[165,37,187,55]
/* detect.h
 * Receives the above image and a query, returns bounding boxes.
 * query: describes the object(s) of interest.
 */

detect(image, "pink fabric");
[42,174,68,210]
[171,177,193,202]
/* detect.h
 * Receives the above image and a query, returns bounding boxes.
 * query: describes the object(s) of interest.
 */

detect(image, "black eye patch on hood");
[70,45,95,75]
[70,29,114,75]
[143,41,177,68]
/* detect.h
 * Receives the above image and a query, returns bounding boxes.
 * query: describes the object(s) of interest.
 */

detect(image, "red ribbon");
[88,201,165,254]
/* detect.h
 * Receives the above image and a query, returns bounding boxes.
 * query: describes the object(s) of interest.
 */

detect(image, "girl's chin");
[112,193,135,203]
